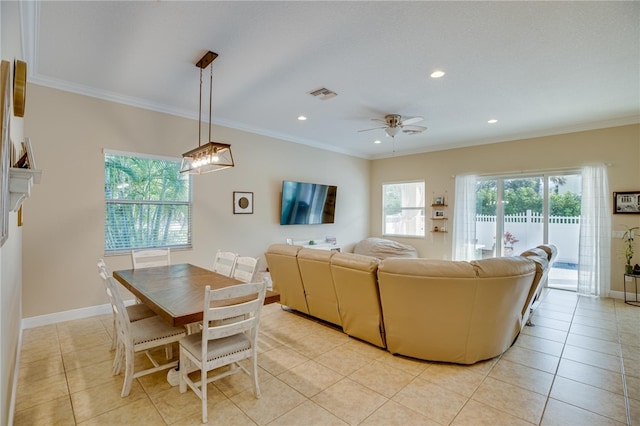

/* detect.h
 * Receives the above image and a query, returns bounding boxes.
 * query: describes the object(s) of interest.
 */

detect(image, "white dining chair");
[179,280,267,423]
[131,248,171,269]
[97,259,156,351]
[212,250,237,277]
[232,256,259,283]
[98,268,187,397]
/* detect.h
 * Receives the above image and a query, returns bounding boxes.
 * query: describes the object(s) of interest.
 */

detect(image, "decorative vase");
[625,264,634,275]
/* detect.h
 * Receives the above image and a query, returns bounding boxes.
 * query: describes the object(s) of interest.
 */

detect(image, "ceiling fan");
[358,114,427,138]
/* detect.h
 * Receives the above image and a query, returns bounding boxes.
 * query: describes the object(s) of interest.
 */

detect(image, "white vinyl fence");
[476,210,579,264]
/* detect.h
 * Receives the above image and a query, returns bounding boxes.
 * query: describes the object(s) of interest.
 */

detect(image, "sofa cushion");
[265,244,308,314]
[266,243,302,256]
[471,256,536,277]
[331,252,379,272]
[379,258,476,278]
[330,252,385,348]
[297,248,341,326]
[354,238,418,260]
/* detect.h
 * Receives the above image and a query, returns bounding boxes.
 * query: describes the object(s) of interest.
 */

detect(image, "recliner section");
[330,252,386,348]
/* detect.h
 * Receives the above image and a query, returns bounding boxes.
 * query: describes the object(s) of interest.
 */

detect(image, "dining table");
[113,263,280,327]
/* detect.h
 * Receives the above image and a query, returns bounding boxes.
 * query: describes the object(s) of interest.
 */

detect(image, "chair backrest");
[212,250,238,277]
[201,280,267,356]
[97,266,132,344]
[232,256,258,283]
[97,258,109,275]
[131,248,171,269]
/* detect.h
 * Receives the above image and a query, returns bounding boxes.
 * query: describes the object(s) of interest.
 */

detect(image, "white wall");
[1,1,25,424]
[22,84,370,318]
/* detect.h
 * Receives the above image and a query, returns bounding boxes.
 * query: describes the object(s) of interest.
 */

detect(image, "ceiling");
[21,1,640,159]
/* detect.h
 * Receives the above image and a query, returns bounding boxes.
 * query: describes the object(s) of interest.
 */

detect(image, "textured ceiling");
[21,1,640,159]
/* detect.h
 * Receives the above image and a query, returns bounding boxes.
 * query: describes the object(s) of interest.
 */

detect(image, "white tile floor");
[14,288,639,425]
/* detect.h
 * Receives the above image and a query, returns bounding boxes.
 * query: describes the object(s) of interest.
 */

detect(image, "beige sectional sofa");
[265,243,555,364]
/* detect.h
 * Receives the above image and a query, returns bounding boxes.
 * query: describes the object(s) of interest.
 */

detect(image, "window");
[382,181,425,237]
[104,150,192,254]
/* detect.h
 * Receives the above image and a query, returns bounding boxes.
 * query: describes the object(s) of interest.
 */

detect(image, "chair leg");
[165,343,173,360]
[202,368,207,423]
[179,348,187,394]
[121,346,135,397]
[252,355,261,398]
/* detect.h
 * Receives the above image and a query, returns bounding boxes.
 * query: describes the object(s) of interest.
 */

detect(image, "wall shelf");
[9,168,42,212]
[430,193,448,232]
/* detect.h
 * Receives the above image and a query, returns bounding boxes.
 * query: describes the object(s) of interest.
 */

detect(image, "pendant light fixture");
[180,51,234,174]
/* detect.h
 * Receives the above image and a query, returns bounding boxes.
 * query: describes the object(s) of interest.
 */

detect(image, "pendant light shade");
[180,141,234,174]
[180,51,234,174]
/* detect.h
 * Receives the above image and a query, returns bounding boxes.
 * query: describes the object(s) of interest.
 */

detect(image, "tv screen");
[280,180,337,225]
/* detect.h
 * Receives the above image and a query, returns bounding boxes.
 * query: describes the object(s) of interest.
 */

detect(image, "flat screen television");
[280,180,337,225]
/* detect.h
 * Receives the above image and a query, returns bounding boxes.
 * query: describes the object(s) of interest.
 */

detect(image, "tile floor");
[14,289,639,425]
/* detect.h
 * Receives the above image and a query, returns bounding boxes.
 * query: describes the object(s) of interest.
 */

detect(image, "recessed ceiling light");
[374,140,382,144]
[430,70,445,79]
[297,115,307,121]
[487,119,498,124]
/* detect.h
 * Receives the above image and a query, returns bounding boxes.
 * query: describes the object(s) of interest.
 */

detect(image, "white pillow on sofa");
[353,237,418,260]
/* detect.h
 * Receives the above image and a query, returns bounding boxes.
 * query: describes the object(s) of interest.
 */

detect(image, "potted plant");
[503,231,519,256]
[622,225,639,275]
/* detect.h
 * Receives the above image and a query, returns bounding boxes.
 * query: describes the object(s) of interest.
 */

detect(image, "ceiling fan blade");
[358,126,387,132]
[401,116,424,126]
[402,125,427,132]
[371,118,389,124]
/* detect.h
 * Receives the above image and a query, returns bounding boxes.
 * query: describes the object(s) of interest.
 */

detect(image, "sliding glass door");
[476,172,581,291]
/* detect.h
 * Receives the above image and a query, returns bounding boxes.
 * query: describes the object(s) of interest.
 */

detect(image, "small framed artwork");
[434,210,445,218]
[614,191,640,214]
[233,191,253,214]
[434,196,444,205]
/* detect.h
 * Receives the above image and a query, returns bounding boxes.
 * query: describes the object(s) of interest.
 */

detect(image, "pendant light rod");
[208,64,213,143]
[181,50,234,175]
[196,51,218,147]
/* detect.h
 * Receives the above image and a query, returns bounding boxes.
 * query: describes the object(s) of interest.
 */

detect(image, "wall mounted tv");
[280,180,337,225]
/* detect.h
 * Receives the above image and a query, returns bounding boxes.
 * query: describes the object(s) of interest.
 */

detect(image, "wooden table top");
[113,263,279,327]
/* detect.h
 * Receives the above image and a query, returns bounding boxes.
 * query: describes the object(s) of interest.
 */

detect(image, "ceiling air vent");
[308,87,337,100]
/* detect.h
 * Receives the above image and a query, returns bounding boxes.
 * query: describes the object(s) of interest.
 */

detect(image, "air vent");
[308,87,337,100]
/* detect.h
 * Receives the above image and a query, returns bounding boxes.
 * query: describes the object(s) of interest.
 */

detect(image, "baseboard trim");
[21,299,136,329]
[608,290,625,300]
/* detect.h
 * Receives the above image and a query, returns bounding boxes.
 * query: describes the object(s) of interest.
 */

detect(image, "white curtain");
[577,164,611,296]
[452,174,478,261]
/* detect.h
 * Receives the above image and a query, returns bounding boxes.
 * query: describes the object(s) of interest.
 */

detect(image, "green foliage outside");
[476,178,581,217]
[104,154,191,252]
[384,184,402,215]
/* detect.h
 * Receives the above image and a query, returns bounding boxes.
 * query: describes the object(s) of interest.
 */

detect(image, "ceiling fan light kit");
[180,51,234,174]
[359,113,427,139]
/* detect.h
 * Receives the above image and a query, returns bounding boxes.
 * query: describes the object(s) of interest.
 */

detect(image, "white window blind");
[104,150,192,254]
[382,180,425,237]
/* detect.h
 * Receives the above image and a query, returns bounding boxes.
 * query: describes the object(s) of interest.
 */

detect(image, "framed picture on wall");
[233,191,253,214]
[614,191,640,214]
